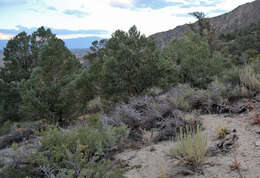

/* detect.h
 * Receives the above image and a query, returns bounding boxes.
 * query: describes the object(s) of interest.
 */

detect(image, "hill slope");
[151,0,260,48]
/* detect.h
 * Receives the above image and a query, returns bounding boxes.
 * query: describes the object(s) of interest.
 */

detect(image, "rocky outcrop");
[151,0,260,48]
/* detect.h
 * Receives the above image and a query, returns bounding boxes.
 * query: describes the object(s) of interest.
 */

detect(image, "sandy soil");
[116,112,260,178]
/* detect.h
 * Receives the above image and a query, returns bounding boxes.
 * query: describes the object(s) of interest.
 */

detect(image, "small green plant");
[174,94,190,111]
[30,115,129,177]
[217,127,228,139]
[183,113,195,122]
[169,85,195,111]
[0,120,12,136]
[0,165,35,178]
[147,87,163,96]
[87,97,103,113]
[171,126,207,168]
[11,142,19,151]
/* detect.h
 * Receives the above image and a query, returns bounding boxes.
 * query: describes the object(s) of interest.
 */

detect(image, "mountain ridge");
[0,36,103,50]
[151,0,260,48]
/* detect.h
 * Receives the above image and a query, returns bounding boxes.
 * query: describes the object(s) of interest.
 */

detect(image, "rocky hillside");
[151,0,260,48]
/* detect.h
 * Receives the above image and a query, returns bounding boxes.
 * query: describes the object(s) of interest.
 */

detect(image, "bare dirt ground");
[116,112,260,178]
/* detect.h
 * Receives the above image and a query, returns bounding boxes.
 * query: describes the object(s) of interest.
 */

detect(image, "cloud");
[109,0,219,10]
[134,0,184,9]
[172,13,191,18]
[199,1,216,7]
[0,25,109,40]
[57,33,109,39]
[47,6,57,11]
[52,29,108,35]
[63,9,88,18]
[26,8,43,13]
[0,26,35,34]
[110,0,184,9]
[110,0,133,8]
[178,0,218,8]
[0,0,27,7]
[0,33,14,40]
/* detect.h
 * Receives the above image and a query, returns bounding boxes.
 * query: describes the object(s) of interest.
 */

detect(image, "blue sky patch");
[63,9,89,18]
[47,6,57,11]
[133,0,184,9]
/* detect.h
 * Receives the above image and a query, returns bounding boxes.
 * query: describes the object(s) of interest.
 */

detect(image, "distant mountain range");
[63,36,103,49]
[151,0,260,48]
[0,36,103,50]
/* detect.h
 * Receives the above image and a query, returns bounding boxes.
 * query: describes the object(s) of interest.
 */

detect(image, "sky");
[0,0,255,40]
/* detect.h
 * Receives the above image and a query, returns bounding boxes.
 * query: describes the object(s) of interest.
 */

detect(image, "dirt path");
[116,141,176,178]
[116,113,260,178]
[201,114,260,178]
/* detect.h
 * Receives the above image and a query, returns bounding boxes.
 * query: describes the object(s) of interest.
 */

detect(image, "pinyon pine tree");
[19,37,82,123]
[0,27,55,122]
[85,25,177,100]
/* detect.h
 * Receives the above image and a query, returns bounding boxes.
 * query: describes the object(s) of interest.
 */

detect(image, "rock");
[216,133,239,153]
[207,146,219,157]
[149,146,156,152]
[177,169,195,176]
[255,140,260,146]
[208,133,239,155]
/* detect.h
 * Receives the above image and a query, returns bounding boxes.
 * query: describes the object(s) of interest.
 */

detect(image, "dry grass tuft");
[171,126,207,168]
[160,166,166,178]
[240,65,260,93]
[141,129,154,145]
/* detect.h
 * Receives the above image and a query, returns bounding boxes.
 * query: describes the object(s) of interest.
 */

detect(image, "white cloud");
[110,0,133,8]
[0,33,14,40]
